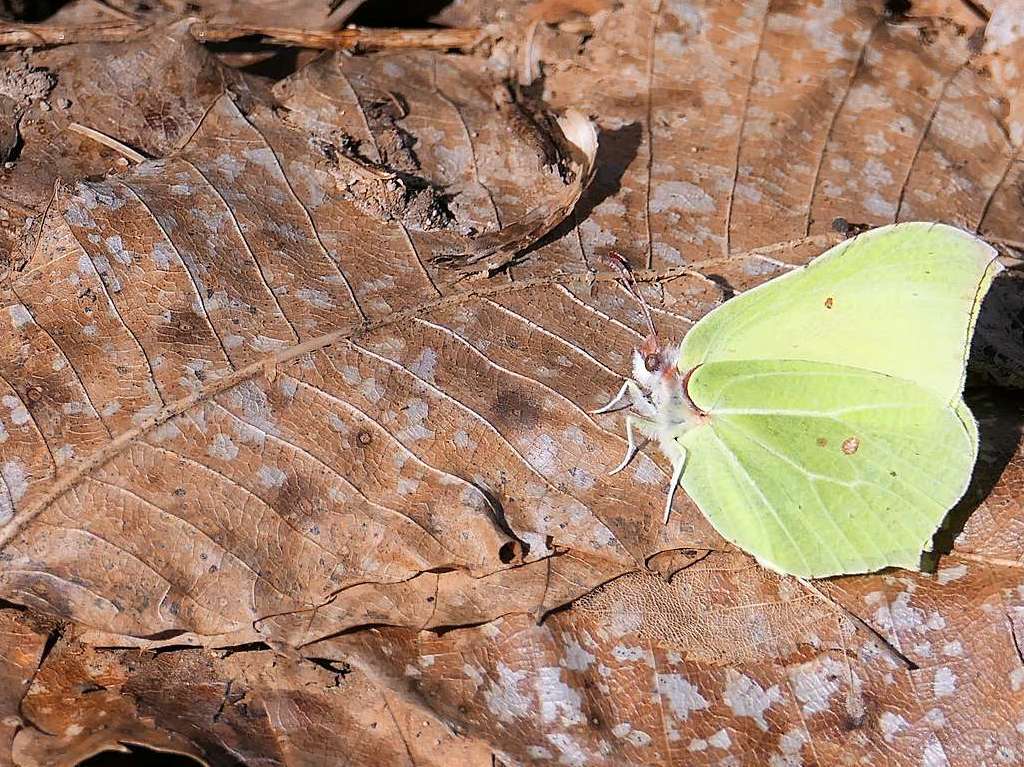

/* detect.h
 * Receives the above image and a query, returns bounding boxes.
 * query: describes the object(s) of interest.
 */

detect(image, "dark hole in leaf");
[883,0,912,19]
[498,540,518,564]
[345,0,454,28]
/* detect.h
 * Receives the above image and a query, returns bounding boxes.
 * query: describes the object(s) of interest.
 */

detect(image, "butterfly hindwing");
[677,359,975,577]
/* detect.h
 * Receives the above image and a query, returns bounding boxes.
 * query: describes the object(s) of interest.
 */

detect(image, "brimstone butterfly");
[596,222,1001,578]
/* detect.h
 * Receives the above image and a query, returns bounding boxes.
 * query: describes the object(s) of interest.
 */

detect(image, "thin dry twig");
[195,22,489,51]
[0,21,135,46]
[796,577,917,670]
[953,552,1024,570]
[66,122,147,163]
[0,20,489,52]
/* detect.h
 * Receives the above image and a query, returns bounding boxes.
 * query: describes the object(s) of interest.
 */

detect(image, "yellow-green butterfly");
[596,222,1001,578]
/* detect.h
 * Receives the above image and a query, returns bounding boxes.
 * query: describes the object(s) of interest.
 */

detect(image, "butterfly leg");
[591,378,649,415]
[663,438,689,524]
[609,415,656,475]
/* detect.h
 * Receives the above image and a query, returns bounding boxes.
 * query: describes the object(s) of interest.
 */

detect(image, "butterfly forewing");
[677,222,1001,405]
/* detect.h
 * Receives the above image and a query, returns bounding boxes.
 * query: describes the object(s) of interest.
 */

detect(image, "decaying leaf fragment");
[431,107,598,274]
[11,628,490,767]
[0,608,50,759]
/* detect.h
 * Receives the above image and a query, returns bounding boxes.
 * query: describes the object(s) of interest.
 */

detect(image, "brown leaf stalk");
[0,21,489,52]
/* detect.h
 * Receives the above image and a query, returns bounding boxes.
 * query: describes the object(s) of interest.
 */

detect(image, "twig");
[953,551,1024,570]
[0,20,489,52]
[67,122,147,164]
[0,21,136,46]
[796,577,918,670]
[195,22,489,52]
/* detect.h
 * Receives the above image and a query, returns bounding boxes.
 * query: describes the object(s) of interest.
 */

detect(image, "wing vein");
[713,420,846,573]
[706,427,813,574]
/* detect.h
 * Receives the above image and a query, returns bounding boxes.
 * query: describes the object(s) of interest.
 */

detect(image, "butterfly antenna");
[607,252,658,340]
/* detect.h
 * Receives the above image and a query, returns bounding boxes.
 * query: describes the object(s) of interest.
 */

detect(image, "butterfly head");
[632,333,677,392]
[631,335,706,424]
[635,333,679,380]
[603,251,704,421]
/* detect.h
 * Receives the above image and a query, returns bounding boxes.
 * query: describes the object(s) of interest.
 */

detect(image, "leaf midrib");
[0,239,840,551]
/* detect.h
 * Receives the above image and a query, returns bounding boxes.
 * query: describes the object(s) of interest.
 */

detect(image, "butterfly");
[594,222,1001,578]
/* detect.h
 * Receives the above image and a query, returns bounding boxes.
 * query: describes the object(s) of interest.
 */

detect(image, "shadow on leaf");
[929,387,1024,565]
[526,120,642,258]
[926,269,1024,566]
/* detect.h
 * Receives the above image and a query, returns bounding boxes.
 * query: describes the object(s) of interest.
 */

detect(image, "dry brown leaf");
[537,1,1021,267]
[0,1,1022,765]
[294,554,1024,766]
[0,46,631,650]
[574,555,837,665]
[12,629,491,767]
[0,608,50,759]
[307,581,965,766]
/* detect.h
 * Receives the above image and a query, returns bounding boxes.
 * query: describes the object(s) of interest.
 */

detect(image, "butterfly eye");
[644,353,660,372]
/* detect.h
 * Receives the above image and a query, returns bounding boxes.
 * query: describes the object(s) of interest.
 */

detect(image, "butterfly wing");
[677,359,975,578]
[677,222,1001,404]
